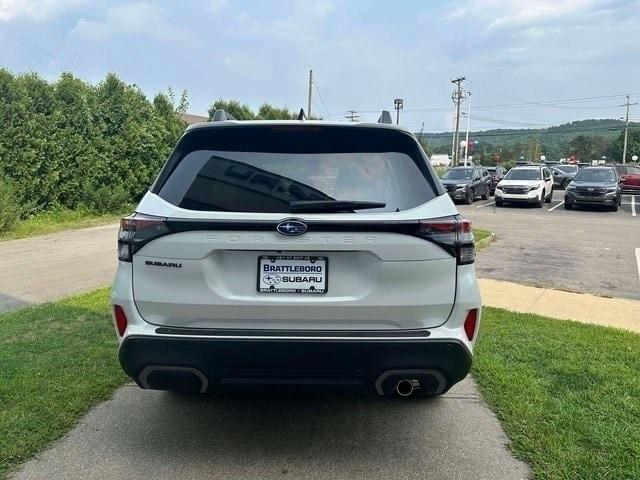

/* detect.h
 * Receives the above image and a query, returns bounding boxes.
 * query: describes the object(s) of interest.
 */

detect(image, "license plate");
[258,255,328,294]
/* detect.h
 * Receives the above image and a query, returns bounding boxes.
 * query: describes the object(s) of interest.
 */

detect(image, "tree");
[0,69,189,217]
[569,134,610,162]
[257,103,295,120]
[208,99,254,120]
[607,129,640,163]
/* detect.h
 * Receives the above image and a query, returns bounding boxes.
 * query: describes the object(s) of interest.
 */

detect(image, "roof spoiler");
[378,110,393,124]
[211,109,236,121]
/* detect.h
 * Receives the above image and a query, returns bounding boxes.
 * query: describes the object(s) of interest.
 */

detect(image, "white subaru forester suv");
[111,111,482,398]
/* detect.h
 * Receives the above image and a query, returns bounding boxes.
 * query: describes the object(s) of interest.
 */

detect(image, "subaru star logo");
[276,219,308,236]
[262,274,281,285]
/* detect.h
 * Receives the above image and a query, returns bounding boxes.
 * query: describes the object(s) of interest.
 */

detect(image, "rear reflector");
[113,305,128,336]
[464,309,478,341]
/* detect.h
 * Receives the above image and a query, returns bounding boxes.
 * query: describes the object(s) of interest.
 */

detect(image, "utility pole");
[621,94,637,164]
[451,76,466,166]
[307,69,313,119]
[394,98,404,125]
[345,110,360,122]
[464,91,471,166]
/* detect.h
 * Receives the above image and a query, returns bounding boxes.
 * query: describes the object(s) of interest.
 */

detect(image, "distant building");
[181,113,209,125]
[430,154,452,167]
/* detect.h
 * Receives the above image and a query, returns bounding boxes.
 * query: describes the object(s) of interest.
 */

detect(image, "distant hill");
[421,119,632,148]
[419,119,639,162]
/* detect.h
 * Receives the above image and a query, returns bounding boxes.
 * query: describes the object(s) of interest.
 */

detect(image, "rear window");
[504,169,541,180]
[574,169,616,183]
[442,168,473,180]
[555,165,578,174]
[155,125,437,213]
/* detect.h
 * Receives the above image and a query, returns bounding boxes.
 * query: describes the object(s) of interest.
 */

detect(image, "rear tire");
[481,188,489,200]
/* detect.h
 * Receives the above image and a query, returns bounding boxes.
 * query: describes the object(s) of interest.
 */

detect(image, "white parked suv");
[111,111,482,398]
[495,165,554,207]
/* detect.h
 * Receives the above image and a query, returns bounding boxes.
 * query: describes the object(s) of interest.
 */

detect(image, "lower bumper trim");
[119,335,472,395]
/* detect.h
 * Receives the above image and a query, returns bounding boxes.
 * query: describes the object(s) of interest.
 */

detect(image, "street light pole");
[394,98,404,125]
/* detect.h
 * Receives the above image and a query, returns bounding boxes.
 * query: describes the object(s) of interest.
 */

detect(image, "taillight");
[113,305,128,336]
[118,214,169,262]
[416,216,475,265]
[464,309,478,341]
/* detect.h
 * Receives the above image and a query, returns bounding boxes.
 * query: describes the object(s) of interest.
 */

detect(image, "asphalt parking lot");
[459,190,640,300]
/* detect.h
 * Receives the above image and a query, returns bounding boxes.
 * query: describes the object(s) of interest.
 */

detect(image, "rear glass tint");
[504,169,541,180]
[155,126,437,213]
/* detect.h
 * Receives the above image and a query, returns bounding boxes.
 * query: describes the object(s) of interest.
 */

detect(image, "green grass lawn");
[0,289,126,478]
[0,208,130,242]
[473,228,492,246]
[474,308,640,480]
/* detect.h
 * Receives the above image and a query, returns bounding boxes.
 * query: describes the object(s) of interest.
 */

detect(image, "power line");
[313,80,331,118]
[468,114,550,127]
[352,92,640,115]
[467,79,638,111]
[427,124,627,140]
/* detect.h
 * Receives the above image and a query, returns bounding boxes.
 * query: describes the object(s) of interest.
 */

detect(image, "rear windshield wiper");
[289,200,386,213]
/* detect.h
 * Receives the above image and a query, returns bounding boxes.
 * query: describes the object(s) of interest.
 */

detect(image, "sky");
[1,0,639,131]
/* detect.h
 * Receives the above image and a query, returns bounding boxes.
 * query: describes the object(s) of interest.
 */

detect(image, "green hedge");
[0,69,186,217]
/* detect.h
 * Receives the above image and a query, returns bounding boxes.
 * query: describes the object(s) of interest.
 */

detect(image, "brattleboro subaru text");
[111,112,482,398]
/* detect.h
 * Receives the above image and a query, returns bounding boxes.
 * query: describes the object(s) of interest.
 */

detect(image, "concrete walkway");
[11,379,529,480]
[0,224,118,312]
[480,278,640,334]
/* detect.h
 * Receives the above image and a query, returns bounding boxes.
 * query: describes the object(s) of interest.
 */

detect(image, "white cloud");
[0,0,86,22]
[69,2,184,43]
[447,0,596,30]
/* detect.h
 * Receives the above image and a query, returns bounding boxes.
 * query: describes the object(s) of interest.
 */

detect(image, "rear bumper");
[621,185,640,194]
[119,335,472,396]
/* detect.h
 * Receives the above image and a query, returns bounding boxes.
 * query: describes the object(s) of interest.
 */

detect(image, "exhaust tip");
[375,369,447,397]
[139,366,208,394]
[395,379,416,397]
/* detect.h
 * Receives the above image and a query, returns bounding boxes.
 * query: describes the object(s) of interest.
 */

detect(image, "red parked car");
[613,164,640,194]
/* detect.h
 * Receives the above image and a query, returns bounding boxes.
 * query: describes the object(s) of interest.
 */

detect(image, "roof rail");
[211,109,236,121]
[378,110,393,124]
[297,108,306,121]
